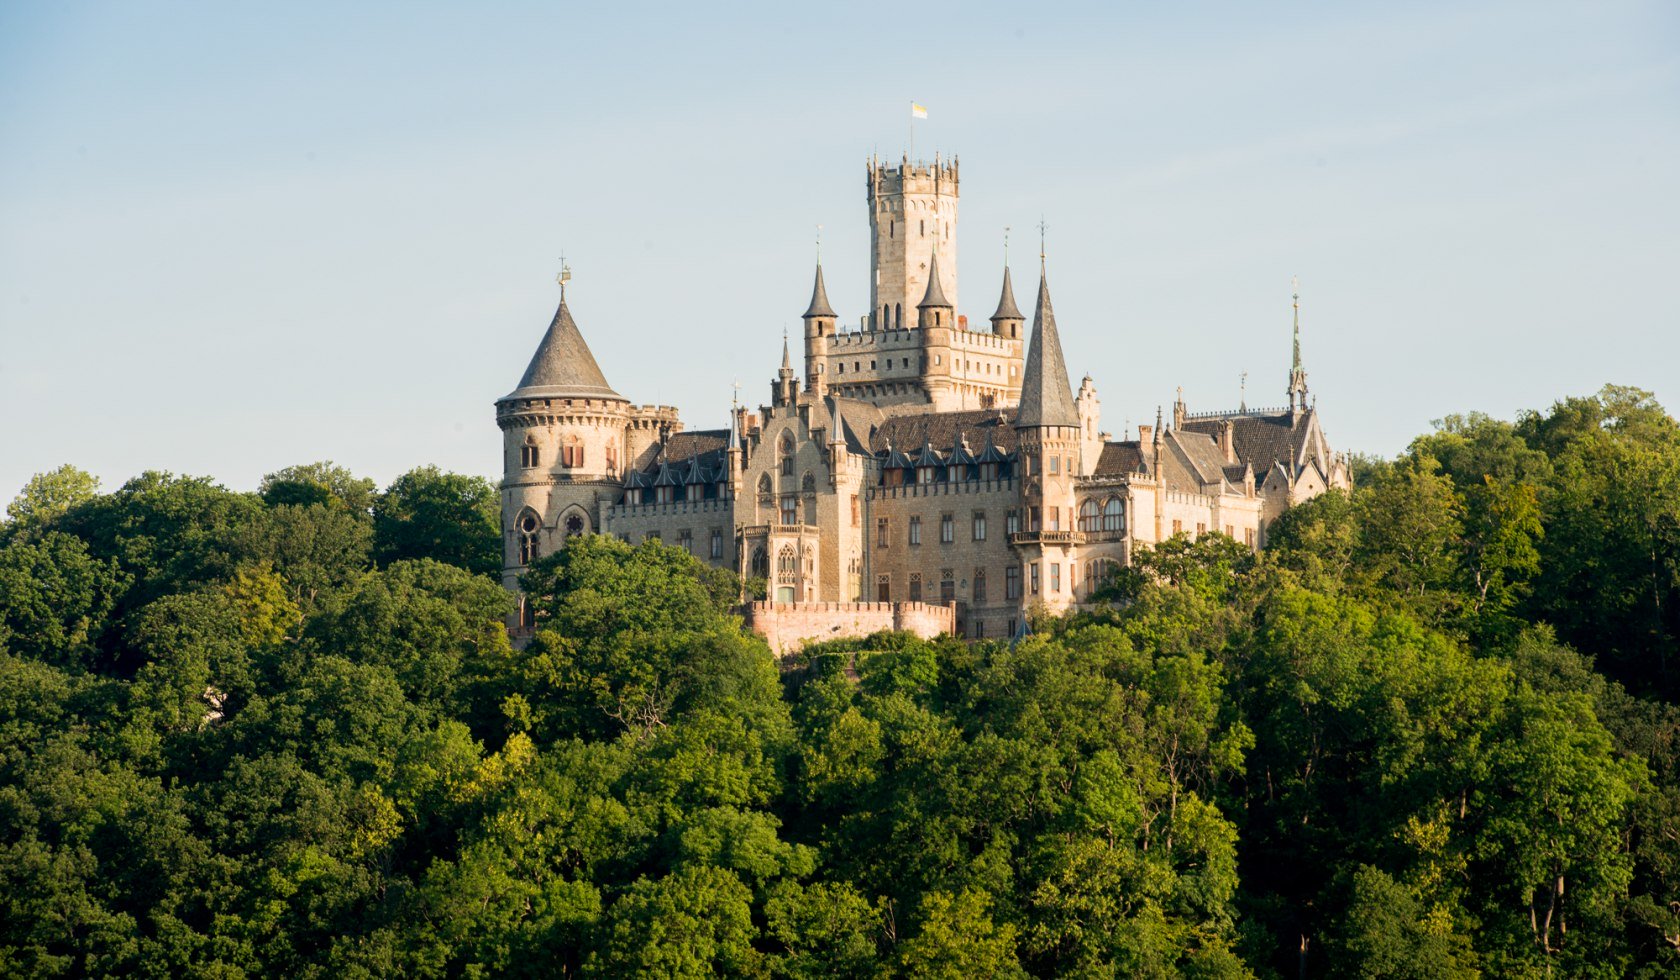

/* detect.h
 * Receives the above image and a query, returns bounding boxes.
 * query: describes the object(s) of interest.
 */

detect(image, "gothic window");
[780,497,797,525]
[1006,509,1020,535]
[757,473,773,497]
[564,513,585,539]
[1079,499,1101,532]
[710,528,723,559]
[521,438,539,468]
[909,572,922,601]
[519,596,535,630]
[751,546,769,580]
[780,433,796,476]
[973,568,987,602]
[777,546,797,579]
[940,513,954,543]
[678,529,693,553]
[894,303,901,328]
[908,516,921,546]
[972,511,987,541]
[1103,496,1124,532]
[518,512,541,565]
[562,434,583,469]
[877,517,889,548]
[940,569,954,604]
[802,472,816,494]
[877,575,890,601]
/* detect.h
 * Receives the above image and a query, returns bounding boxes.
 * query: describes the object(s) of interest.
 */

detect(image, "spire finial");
[1287,276,1309,408]
[1004,225,1011,265]
[556,253,572,299]
[1037,218,1048,271]
[1240,370,1248,411]
[816,224,823,263]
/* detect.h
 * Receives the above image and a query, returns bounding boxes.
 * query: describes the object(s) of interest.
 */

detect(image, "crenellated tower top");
[866,153,959,332]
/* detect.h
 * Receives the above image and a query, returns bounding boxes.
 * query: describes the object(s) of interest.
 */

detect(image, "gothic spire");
[1015,265,1079,428]
[779,328,794,380]
[1288,276,1309,409]
[802,262,836,319]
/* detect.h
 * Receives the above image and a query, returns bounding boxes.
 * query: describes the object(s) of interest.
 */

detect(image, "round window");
[565,514,584,536]
[520,514,539,534]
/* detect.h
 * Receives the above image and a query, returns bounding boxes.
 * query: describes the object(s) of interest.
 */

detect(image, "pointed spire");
[830,395,846,451]
[501,286,624,403]
[1015,265,1079,428]
[990,266,1023,323]
[779,328,794,380]
[802,262,836,319]
[1288,276,1309,408]
[917,250,952,310]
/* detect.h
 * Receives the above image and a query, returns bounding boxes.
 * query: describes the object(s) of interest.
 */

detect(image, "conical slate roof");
[917,252,953,309]
[1015,267,1079,428]
[990,266,1023,322]
[803,263,836,319]
[502,296,624,402]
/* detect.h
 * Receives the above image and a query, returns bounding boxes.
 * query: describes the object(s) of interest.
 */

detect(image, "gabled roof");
[501,296,624,403]
[1094,442,1147,477]
[1181,409,1323,473]
[1015,268,1079,428]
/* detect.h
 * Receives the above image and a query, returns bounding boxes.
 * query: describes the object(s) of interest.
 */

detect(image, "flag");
[910,102,927,120]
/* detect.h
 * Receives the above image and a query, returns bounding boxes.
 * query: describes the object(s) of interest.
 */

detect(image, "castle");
[496,155,1350,651]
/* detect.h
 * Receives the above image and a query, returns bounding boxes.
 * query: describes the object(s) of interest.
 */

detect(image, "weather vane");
[816,224,823,262]
[1037,218,1048,261]
[1004,225,1011,264]
[557,252,572,296]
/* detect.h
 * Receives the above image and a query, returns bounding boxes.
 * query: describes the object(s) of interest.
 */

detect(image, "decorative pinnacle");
[816,224,822,262]
[1004,225,1011,265]
[1037,218,1048,269]
[1291,276,1303,376]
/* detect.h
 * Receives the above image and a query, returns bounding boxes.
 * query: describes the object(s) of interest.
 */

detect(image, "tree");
[373,466,501,576]
[3,464,100,544]
[0,531,126,671]
[259,461,377,516]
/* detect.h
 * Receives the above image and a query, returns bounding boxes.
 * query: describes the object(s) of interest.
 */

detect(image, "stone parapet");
[743,600,956,658]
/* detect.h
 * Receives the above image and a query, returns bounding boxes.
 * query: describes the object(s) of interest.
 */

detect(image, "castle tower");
[1014,262,1082,616]
[868,154,958,330]
[495,283,630,618]
[802,261,837,397]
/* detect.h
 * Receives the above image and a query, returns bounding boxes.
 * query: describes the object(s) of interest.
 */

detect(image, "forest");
[1,383,1677,978]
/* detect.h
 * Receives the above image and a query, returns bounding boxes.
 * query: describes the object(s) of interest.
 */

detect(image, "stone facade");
[496,154,1352,650]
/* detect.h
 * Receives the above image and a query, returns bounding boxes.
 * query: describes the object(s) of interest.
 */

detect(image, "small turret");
[802,262,837,397]
[916,251,954,329]
[989,266,1024,340]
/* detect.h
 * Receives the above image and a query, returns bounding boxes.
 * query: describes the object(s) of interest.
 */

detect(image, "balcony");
[1009,530,1082,546]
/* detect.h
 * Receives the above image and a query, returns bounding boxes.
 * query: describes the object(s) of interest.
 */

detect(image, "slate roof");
[1168,429,1234,487]
[803,263,837,319]
[917,252,953,309]
[990,266,1023,322]
[1181,411,1313,470]
[1015,269,1079,428]
[1094,442,1146,477]
[501,296,624,402]
[871,409,1019,457]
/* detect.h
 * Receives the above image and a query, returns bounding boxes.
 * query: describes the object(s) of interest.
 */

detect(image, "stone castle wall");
[743,600,956,658]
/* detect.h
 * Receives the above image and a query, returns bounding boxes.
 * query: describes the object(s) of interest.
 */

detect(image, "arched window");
[757,473,773,497]
[777,545,798,579]
[563,434,583,468]
[780,433,796,476]
[801,472,816,494]
[1079,499,1100,532]
[894,303,902,329]
[564,513,585,539]
[1103,497,1125,532]
[521,436,540,468]
[751,546,769,580]
[518,512,541,565]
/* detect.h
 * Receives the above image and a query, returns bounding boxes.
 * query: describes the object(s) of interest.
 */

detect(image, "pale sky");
[2,1,1676,499]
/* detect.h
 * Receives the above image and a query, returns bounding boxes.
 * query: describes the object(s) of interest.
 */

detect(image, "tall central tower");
[867,154,958,331]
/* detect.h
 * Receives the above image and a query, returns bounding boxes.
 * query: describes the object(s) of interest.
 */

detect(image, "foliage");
[0,384,1677,976]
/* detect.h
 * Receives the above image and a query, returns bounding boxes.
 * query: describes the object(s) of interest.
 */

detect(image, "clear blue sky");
[2,1,1676,499]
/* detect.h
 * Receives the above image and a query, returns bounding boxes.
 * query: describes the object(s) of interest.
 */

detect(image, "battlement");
[866,155,959,189]
[744,599,957,658]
